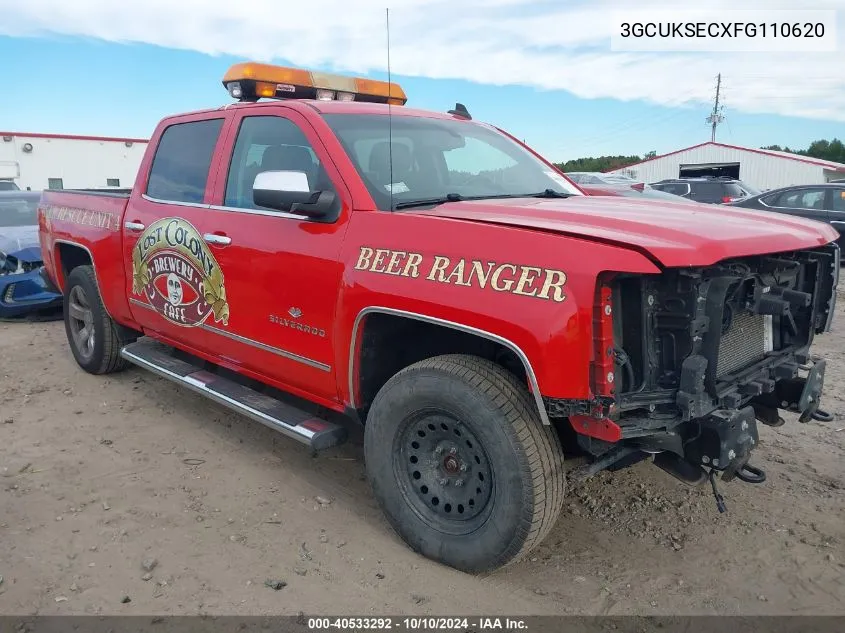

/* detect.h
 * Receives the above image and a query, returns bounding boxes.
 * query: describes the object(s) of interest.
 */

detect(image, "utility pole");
[706,73,724,142]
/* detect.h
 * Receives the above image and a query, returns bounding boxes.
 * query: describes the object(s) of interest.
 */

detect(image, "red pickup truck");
[38,63,839,573]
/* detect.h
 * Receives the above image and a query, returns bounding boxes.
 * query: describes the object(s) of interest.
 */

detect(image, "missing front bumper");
[683,406,759,473]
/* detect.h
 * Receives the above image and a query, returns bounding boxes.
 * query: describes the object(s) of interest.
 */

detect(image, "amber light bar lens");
[222,62,407,105]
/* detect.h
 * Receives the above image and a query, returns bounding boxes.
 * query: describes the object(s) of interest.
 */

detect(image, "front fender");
[335,211,661,417]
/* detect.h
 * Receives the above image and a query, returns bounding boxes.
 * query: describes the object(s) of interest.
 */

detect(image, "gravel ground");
[1,294,843,616]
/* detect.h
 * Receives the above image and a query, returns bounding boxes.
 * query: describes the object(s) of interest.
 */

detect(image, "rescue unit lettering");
[354,246,567,302]
[41,205,118,231]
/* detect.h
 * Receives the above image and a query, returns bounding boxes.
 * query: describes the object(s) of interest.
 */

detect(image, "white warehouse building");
[0,131,149,192]
[608,141,845,191]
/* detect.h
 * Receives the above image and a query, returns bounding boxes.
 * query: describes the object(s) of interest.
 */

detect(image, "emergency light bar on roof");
[222,62,407,105]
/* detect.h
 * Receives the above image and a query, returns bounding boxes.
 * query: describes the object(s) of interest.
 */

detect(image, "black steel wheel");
[396,412,494,534]
[364,354,566,573]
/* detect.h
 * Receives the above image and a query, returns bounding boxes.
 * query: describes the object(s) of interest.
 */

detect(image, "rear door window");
[778,188,827,210]
[146,118,224,204]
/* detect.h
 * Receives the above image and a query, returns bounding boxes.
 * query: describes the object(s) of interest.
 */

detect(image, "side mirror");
[253,170,336,219]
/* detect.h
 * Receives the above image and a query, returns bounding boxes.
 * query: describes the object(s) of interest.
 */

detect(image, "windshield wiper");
[393,193,464,210]
[393,189,573,210]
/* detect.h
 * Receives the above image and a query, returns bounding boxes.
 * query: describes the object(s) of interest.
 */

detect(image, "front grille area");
[716,311,772,378]
[612,244,837,427]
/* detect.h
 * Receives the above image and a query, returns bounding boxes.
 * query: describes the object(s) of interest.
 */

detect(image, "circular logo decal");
[132,217,230,327]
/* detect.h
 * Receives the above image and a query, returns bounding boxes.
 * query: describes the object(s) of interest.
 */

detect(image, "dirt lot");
[1,297,844,617]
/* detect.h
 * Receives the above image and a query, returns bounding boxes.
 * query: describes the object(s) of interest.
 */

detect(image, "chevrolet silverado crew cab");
[38,63,839,573]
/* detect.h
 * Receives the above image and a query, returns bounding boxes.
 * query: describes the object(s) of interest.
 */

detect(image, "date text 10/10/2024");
[308,617,529,630]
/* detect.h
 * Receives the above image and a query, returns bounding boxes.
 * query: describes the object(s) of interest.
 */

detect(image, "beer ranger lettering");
[354,246,567,302]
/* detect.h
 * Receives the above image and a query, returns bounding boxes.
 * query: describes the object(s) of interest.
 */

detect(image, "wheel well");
[57,243,92,284]
[355,313,529,418]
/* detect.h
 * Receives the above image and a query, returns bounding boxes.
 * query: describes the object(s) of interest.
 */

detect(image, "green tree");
[761,138,844,163]
[554,155,642,173]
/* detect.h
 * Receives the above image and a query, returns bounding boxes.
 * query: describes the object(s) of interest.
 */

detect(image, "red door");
[123,114,236,358]
[195,106,353,404]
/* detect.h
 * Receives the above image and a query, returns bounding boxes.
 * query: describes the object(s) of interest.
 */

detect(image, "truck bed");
[38,188,132,322]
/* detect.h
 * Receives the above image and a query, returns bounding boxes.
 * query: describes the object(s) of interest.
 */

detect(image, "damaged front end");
[0,246,63,320]
[555,243,839,509]
[1,247,42,275]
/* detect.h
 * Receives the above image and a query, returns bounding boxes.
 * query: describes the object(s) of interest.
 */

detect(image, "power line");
[563,108,692,147]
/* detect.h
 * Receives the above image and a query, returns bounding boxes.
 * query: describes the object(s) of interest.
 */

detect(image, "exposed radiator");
[716,311,773,378]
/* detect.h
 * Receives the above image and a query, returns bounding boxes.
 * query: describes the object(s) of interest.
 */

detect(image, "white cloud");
[1,0,843,121]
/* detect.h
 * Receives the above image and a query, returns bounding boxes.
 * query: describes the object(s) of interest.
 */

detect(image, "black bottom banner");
[1,616,843,633]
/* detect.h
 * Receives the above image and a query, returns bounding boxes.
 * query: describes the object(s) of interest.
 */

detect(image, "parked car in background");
[0,180,21,191]
[565,171,639,185]
[728,183,845,248]
[581,183,696,202]
[650,177,761,204]
[0,190,63,320]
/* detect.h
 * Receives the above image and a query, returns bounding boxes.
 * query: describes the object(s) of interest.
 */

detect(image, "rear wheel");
[364,354,565,573]
[64,265,135,374]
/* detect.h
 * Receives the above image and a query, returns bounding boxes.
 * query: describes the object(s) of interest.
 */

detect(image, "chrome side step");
[120,339,347,451]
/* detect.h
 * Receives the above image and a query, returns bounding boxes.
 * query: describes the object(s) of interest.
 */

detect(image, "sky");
[0,0,843,163]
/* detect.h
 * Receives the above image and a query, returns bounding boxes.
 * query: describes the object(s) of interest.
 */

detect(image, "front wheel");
[63,265,135,374]
[364,354,565,573]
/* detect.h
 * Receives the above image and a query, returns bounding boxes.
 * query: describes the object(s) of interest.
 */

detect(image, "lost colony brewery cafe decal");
[132,218,230,327]
[354,246,568,302]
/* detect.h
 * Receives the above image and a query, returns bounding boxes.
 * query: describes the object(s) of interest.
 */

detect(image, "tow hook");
[707,458,767,514]
[722,453,767,485]
[734,463,766,484]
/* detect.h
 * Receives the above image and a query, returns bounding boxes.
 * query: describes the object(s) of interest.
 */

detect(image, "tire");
[63,265,135,374]
[364,354,565,573]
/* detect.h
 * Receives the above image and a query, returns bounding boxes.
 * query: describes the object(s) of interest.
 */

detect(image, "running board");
[120,339,347,451]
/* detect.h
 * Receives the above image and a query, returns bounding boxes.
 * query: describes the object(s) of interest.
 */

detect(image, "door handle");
[203,233,232,246]
[124,221,145,231]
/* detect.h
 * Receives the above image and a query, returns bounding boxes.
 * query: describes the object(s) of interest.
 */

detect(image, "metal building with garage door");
[607,142,845,191]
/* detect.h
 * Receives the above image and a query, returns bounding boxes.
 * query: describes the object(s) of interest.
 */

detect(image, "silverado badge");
[131,217,230,327]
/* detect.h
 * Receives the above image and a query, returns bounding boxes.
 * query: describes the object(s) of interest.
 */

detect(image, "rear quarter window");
[760,192,782,206]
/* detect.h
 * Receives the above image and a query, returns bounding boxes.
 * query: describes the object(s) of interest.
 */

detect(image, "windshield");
[322,114,582,210]
[0,193,39,227]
